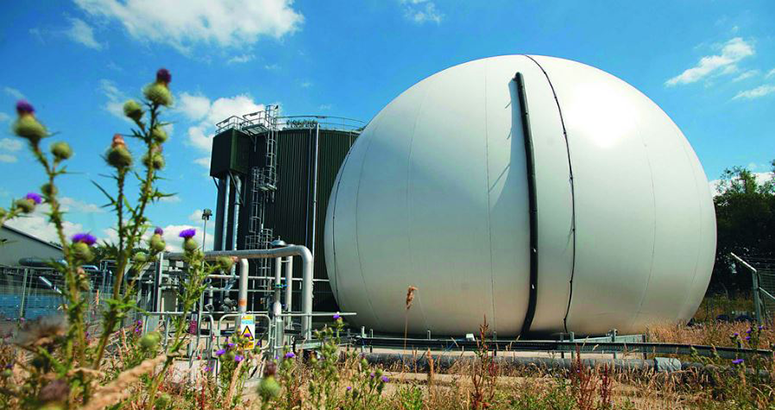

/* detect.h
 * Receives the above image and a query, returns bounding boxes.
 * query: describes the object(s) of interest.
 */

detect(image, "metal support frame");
[167,245,315,339]
[731,252,765,324]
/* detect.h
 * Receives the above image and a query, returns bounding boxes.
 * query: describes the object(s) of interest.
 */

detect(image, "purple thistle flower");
[234,354,244,362]
[333,313,341,320]
[179,228,196,239]
[747,328,753,334]
[733,359,744,365]
[154,227,164,235]
[156,68,172,85]
[284,352,296,359]
[215,349,226,357]
[759,325,765,330]
[227,342,236,349]
[370,372,375,379]
[745,336,751,341]
[346,386,352,391]
[4,363,12,369]
[72,233,97,246]
[204,366,212,372]
[733,332,739,337]
[16,100,34,115]
[25,192,42,205]
[381,375,389,383]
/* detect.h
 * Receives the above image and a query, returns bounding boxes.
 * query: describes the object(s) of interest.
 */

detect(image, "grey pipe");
[166,245,314,339]
[221,174,231,250]
[232,175,242,250]
[310,123,320,258]
[362,352,683,373]
[214,177,227,251]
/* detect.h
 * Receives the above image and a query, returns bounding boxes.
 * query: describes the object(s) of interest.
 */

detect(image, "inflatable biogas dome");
[324,55,716,337]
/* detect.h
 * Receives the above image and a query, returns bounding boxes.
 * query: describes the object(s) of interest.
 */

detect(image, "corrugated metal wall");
[245,127,358,312]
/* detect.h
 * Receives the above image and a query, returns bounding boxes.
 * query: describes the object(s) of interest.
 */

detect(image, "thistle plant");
[0,68,223,409]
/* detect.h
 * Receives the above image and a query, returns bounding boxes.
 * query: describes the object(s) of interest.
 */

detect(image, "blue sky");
[0,0,773,249]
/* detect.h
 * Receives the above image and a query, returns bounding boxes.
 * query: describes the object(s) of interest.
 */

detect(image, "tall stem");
[92,104,159,369]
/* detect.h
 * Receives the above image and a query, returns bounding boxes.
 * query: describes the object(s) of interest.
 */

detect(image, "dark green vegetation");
[712,163,775,296]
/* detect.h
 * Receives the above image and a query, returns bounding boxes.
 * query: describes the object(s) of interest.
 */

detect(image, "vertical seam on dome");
[630,114,659,331]
[354,119,383,328]
[483,59,498,332]
[513,72,539,336]
[405,78,432,332]
[522,55,578,334]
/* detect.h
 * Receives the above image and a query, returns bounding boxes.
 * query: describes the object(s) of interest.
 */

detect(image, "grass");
[2,299,774,410]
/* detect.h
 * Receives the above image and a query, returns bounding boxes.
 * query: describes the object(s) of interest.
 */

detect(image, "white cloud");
[6,204,84,245]
[176,93,211,121]
[228,54,255,64]
[99,79,129,120]
[318,104,332,110]
[299,80,312,88]
[188,210,203,222]
[666,37,754,86]
[74,0,303,54]
[766,68,775,79]
[4,87,25,100]
[0,112,10,122]
[401,0,443,25]
[159,195,181,203]
[0,138,24,163]
[59,196,105,213]
[732,70,758,82]
[709,172,774,196]
[264,63,280,71]
[183,94,264,153]
[194,157,210,169]
[733,84,775,100]
[65,17,103,50]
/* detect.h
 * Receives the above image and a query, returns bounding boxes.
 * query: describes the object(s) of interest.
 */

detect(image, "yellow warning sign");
[242,326,253,339]
[239,315,256,349]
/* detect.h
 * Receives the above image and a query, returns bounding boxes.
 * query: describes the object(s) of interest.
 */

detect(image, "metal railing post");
[731,253,763,324]
[19,268,29,320]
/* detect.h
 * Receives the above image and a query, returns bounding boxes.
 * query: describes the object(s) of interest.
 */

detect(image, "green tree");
[712,163,775,296]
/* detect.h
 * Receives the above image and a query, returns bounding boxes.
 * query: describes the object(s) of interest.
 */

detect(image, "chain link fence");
[0,264,155,324]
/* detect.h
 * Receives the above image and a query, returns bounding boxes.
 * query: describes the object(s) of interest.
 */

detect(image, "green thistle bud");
[72,242,94,262]
[257,376,281,401]
[123,100,144,121]
[1,369,11,378]
[133,252,148,263]
[151,127,168,143]
[143,83,173,107]
[106,145,132,169]
[216,256,234,271]
[139,332,161,349]
[142,152,165,170]
[41,183,57,196]
[13,115,47,144]
[14,198,35,214]
[150,234,166,253]
[183,237,198,252]
[156,393,171,408]
[50,142,72,160]
[0,208,6,219]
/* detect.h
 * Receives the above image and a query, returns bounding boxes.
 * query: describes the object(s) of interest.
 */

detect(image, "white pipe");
[166,245,314,339]
[273,256,282,317]
[284,256,293,313]
[239,259,249,314]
